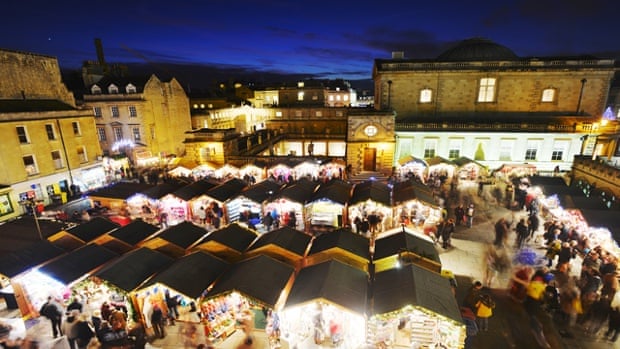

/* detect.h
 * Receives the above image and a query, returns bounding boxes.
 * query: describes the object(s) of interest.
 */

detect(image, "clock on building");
[364,125,378,137]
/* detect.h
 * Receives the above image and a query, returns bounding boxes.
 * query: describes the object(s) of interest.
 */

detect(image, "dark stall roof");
[65,217,120,243]
[0,240,65,278]
[94,247,174,292]
[285,260,367,314]
[143,251,229,299]
[247,226,312,257]
[108,219,160,246]
[349,180,392,207]
[200,223,258,252]
[206,178,248,202]
[0,216,65,253]
[235,180,282,203]
[275,180,317,204]
[580,209,620,243]
[373,229,440,264]
[87,182,154,200]
[310,179,353,205]
[373,263,462,322]
[207,255,294,308]
[393,181,439,207]
[140,182,187,200]
[308,228,371,261]
[156,221,208,249]
[171,179,220,201]
[39,244,119,285]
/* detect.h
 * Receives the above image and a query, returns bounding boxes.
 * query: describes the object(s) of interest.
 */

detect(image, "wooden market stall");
[103,219,161,255]
[305,228,371,272]
[348,180,393,234]
[305,179,352,234]
[225,180,282,228]
[396,155,428,182]
[244,226,312,268]
[47,217,120,252]
[263,178,319,233]
[373,227,441,273]
[140,221,209,259]
[159,179,221,226]
[192,223,259,263]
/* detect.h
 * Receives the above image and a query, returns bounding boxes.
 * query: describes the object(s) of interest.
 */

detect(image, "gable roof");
[199,223,258,253]
[310,179,352,205]
[373,228,440,264]
[0,240,65,278]
[308,228,370,261]
[65,217,120,242]
[39,244,119,285]
[155,221,208,249]
[108,219,160,246]
[247,226,312,257]
[349,180,392,207]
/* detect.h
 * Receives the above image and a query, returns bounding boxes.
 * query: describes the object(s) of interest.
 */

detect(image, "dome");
[437,38,518,62]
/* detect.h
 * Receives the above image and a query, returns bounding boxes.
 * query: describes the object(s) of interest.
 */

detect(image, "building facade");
[0,49,105,220]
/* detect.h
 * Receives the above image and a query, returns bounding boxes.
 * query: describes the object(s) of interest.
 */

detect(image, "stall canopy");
[284,259,368,315]
[274,179,318,204]
[139,182,187,201]
[141,251,229,299]
[349,180,391,207]
[193,223,258,262]
[426,156,454,167]
[38,243,119,285]
[373,228,441,273]
[372,263,462,322]
[392,181,439,208]
[107,219,161,248]
[93,247,174,293]
[205,178,248,203]
[0,217,65,254]
[309,179,353,205]
[143,221,208,258]
[235,180,282,204]
[88,182,154,202]
[244,226,312,266]
[452,156,486,170]
[0,240,64,280]
[207,254,295,308]
[306,228,371,271]
[171,178,220,201]
[398,155,428,167]
[62,217,120,243]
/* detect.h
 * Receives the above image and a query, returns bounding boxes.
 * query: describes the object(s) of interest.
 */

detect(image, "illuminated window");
[108,84,119,94]
[312,95,318,100]
[77,146,88,163]
[477,78,496,102]
[23,155,38,175]
[297,92,304,101]
[126,84,137,93]
[329,96,334,101]
[448,139,462,159]
[91,85,101,94]
[419,88,433,103]
[295,110,302,117]
[132,127,141,141]
[129,106,137,117]
[336,95,341,101]
[316,111,322,117]
[344,95,349,101]
[275,111,282,117]
[525,140,541,160]
[423,139,437,158]
[45,124,56,140]
[93,106,102,117]
[111,106,120,117]
[72,122,81,136]
[51,150,63,169]
[97,127,106,141]
[499,139,515,161]
[551,140,568,161]
[193,104,198,109]
[114,127,123,141]
[541,88,555,102]
[16,126,29,144]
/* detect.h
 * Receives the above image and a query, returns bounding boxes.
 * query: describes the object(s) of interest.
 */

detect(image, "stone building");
[0,49,105,221]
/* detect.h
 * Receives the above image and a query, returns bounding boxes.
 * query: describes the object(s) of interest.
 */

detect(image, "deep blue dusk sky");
[2,0,619,81]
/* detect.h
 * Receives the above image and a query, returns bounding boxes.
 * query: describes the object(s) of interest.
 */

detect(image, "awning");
[207,255,295,308]
[39,244,119,285]
[94,247,174,292]
[0,240,64,279]
[349,180,391,207]
[284,259,368,315]
[142,251,229,299]
[64,217,120,243]
[372,263,462,322]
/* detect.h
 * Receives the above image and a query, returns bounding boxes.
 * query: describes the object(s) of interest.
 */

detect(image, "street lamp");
[18,198,43,240]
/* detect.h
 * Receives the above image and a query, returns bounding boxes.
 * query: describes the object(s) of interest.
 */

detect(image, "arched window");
[541,88,556,102]
[91,85,101,94]
[419,88,433,103]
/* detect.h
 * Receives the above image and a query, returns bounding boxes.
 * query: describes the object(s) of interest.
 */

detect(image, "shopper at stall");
[150,304,166,339]
[454,204,465,226]
[75,313,95,349]
[515,217,529,249]
[475,294,495,331]
[67,297,84,314]
[463,281,483,312]
[465,204,475,228]
[39,296,64,338]
[165,290,179,325]
[62,309,80,349]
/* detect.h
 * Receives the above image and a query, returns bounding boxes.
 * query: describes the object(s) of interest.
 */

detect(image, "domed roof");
[437,38,518,62]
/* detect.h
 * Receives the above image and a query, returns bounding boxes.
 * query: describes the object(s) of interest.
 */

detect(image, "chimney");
[94,38,106,66]
[392,51,404,59]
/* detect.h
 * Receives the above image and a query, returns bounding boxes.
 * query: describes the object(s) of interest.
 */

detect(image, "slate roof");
[0,99,76,113]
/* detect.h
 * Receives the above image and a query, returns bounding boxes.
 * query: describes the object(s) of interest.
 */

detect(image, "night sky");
[2,0,619,81]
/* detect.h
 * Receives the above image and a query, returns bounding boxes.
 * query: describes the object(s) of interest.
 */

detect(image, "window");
[312,95,318,100]
[16,126,29,144]
[129,105,137,117]
[111,106,120,118]
[541,88,555,102]
[419,88,433,103]
[51,150,63,169]
[91,85,101,94]
[72,122,81,136]
[525,140,541,160]
[23,155,38,175]
[113,127,123,141]
[295,110,302,117]
[297,92,304,101]
[108,84,119,94]
[423,139,437,158]
[77,146,88,163]
[45,124,56,140]
[132,127,141,141]
[97,127,107,141]
[551,140,569,161]
[315,111,322,117]
[93,106,102,117]
[448,139,462,159]
[126,84,136,93]
[275,111,282,117]
[329,95,334,101]
[477,78,496,102]
[499,139,515,161]
[344,95,349,101]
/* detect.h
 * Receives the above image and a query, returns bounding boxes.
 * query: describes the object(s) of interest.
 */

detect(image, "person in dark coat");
[454,204,465,226]
[441,219,456,249]
[39,296,63,338]
[150,304,165,339]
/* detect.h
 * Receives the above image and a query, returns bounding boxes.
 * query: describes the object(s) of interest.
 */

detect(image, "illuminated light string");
[111,139,136,152]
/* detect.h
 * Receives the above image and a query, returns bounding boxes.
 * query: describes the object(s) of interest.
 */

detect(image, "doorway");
[363,147,376,171]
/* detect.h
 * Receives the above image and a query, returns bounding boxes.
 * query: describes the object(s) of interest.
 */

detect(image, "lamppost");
[18,198,43,240]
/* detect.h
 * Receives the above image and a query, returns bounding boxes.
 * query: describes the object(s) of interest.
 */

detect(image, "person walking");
[454,204,465,226]
[39,296,64,338]
[475,294,495,331]
[515,217,529,249]
[62,309,80,349]
[441,218,456,249]
[466,204,475,228]
[150,304,166,339]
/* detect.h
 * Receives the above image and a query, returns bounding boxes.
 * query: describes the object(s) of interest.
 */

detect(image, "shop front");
[452,156,487,181]
[126,183,186,225]
[348,180,393,235]
[305,179,352,234]
[263,179,317,233]
[158,195,190,227]
[225,180,282,229]
[239,164,265,183]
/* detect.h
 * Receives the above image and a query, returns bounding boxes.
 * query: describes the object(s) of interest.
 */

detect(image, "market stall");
[305,179,352,234]
[225,180,282,229]
[280,259,368,349]
[452,156,487,181]
[191,163,218,179]
[397,155,428,183]
[203,178,249,227]
[268,163,295,182]
[47,217,120,251]
[200,255,296,344]
[239,164,266,183]
[167,165,193,178]
[348,180,393,234]
[159,179,221,227]
[263,179,318,233]
[126,182,186,225]
[293,160,320,180]
[103,219,161,255]
[87,182,154,212]
[305,228,371,272]
[214,164,240,181]
[140,221,209,259]
[373,227,441,273]
[391,181,442,234]
[492,163,537,179]
[244,226,312,268]
[370,263,465,349]
[318,160,346,181]
[426,156,456,183]
[192,223,259,263]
